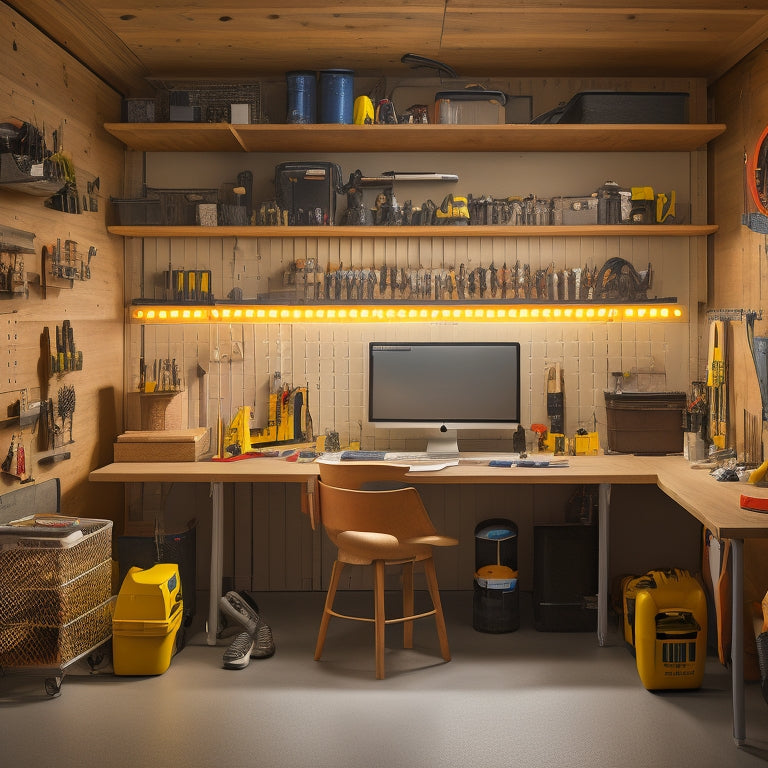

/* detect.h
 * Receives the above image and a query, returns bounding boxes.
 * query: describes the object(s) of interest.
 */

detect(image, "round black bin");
[473,518,519,633]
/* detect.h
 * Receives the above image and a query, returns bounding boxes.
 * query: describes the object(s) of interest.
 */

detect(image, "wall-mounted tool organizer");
[41,239,95,295]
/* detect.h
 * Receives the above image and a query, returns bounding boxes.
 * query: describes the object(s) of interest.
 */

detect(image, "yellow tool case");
[621,568,707,690]
[112,563,183,676]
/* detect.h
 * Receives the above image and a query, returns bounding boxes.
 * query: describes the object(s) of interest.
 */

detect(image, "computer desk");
[89,453,768,746]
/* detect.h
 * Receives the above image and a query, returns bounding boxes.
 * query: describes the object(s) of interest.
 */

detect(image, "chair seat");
[336,530,431,563]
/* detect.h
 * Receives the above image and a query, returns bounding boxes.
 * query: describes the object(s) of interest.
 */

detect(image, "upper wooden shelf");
[103,123,726,154]
[108,224,718,239]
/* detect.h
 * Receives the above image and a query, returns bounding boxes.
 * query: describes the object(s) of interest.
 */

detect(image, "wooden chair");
[312,463,458,679]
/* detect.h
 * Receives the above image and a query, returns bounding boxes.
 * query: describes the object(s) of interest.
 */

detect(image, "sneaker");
[251,620,276,659]
[220,591,261,636]
[222,631,255,670]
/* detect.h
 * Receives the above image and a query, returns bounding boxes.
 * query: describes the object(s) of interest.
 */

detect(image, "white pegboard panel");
[2,315,18,388]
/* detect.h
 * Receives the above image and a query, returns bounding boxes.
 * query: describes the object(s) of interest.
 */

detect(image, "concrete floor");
[1,591,768,768]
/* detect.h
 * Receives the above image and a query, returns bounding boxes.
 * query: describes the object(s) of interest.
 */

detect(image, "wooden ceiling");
[8,1,768,97]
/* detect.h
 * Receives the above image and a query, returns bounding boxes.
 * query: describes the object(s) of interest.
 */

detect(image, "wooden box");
[114,428,210,462]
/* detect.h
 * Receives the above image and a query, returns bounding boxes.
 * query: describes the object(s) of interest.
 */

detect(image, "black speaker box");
[533,523,598,632]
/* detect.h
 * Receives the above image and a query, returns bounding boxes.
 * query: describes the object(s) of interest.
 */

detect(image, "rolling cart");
[0,507,114,697]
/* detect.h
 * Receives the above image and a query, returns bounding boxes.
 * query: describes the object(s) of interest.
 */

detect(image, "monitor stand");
[426,428,459,456]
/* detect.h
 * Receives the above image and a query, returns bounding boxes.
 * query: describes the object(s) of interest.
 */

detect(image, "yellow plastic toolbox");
[112,563,183,676]
[621,568,707,690]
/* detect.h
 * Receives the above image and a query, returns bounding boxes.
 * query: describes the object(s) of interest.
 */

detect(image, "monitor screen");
[367,341,521,429]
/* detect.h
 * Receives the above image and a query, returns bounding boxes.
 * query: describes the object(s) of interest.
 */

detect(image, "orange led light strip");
[130,304,686,324]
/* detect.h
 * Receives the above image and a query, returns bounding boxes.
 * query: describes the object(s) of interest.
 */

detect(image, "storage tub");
[112,563,183,675]
[533,91,689,124]
[604,391,686,454]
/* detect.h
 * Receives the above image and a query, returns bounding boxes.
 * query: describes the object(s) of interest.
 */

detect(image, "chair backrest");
[317,480,438,542]
[316,460,410,490]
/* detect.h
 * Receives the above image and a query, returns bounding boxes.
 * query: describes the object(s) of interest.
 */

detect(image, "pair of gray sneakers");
[219,591,275,670]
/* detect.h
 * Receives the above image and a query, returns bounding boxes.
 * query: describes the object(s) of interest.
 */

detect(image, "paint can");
[318,69,354,124]
[286,71,316,124]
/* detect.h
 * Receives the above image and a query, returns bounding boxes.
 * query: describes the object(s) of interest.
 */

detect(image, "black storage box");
[110,195,163,226]
[274,162,341,225]
[122,98,156,123]
[533,91,689,124]
[534,524,598,632]
[604,391,686,454]
[111,188,218,226]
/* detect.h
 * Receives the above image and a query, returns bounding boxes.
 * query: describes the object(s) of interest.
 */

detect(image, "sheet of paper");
[406,461,459,472]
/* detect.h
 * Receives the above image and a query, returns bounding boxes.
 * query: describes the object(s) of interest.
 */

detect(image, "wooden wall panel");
[0,5,125,522]
[709,42,768,319]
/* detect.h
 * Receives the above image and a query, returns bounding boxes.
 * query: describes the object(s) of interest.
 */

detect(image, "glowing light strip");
[129,304,686,324]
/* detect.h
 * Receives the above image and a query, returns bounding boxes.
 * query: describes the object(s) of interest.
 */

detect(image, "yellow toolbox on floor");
[112,563,183,675]
[621,568,707,690]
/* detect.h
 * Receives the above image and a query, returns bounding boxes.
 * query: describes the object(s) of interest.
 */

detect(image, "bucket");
[286,71,316,124]
[473,518,519,633]
[318,69,354,124]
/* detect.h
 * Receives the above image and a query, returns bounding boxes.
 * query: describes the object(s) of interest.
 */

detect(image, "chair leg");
[315,559,344,661]
[423,557,451,662]
[402,560,415,649]
[374,559,386,679]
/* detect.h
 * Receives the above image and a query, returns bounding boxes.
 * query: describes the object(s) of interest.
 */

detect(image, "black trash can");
[473,518,519,633]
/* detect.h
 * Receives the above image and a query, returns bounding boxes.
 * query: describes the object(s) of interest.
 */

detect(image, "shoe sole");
[223,657,252,669]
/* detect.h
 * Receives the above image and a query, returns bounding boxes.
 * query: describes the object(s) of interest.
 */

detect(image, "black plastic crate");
[534,91,689,124]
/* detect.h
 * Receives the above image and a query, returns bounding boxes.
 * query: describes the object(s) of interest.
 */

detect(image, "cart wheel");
[87,645,109,670]
[44,677,62,697]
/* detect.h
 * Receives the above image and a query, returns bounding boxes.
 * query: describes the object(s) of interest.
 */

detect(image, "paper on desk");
[406,461,459,472]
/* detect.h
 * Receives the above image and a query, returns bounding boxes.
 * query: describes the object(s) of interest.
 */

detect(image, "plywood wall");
[0,5,125,522]
[710,42,768,326]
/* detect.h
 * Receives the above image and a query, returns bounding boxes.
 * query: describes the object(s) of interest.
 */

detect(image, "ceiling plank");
[7,0,151,95]
[7,2,768,85]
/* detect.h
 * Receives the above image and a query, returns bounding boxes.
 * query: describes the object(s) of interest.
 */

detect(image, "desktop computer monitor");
[367,341,521,454]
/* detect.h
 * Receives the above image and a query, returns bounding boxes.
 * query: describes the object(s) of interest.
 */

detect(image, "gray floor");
[1,591,767,768]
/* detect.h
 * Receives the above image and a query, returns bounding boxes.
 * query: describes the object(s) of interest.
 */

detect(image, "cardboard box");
[114,428,210,462]
[126,390,188,431]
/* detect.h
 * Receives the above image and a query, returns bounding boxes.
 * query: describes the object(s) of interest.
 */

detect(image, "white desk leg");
[598,483,611,647]
[207,481,224,646]
[731,538,745,745]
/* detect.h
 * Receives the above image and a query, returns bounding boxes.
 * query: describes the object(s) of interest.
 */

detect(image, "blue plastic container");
[286,71,316,124]
[318,69,354,124]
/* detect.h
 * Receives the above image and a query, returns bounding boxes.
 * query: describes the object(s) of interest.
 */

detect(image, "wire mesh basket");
[0,559,112,625]
[0,519,112,590]
[0,596,115,668]
[153,79,264,123]
[146,188,219,226]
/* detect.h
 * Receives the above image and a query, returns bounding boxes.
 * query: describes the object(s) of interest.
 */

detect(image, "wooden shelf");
[109,224,718,239]
[104,122,726,154]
